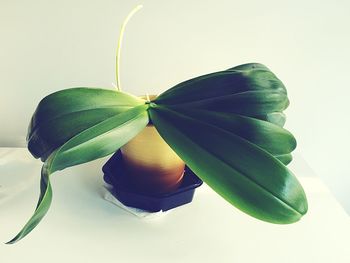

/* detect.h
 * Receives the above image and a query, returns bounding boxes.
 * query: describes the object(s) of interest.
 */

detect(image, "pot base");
[102,151,203,212]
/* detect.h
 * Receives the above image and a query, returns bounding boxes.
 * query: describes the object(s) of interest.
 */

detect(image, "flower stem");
[116,4,143,91]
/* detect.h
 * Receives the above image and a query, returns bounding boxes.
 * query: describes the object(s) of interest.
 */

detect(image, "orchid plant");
[7,5,307,244]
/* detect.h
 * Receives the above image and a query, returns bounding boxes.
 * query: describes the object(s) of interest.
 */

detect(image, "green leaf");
[51,104,149,169]
[149,104,307,224]
[7,104,149,244]
[166,107,296,155]
[227,62,271,72]
[252,112,286,127]
[6,158,53,244]
[27,88,144,160]
[275,154,293,165]
[160,90,289,116]
[155,66,286,105]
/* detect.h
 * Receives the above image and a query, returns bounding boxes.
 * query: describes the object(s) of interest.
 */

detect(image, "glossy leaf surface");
[7,104,149,244]
[149,105,307,224]
[155,63,286,106]
[166,107,296,155]
[227,62,271,71]
[161,90,289,117]
[27,88,144,160]
[275,154,293,165]
[252,112,286,127]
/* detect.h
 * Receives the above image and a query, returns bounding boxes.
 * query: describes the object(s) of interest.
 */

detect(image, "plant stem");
[116,4,143,91]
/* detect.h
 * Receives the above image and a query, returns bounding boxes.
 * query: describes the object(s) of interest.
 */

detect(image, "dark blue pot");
[102,150,203,212]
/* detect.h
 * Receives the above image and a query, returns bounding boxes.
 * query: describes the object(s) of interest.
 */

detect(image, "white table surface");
[1,147,349,263]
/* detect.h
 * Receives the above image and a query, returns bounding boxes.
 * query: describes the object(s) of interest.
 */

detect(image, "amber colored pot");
[120,95,185,194]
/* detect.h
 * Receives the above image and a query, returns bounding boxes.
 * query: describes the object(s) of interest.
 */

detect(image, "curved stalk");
[116,4,143,91]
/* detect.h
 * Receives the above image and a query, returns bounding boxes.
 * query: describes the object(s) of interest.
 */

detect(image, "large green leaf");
[160,90,289,116]
[27,88,144,160]
[252,112,286,127]
[7,104,149,244]
[275,154,293,165]
[227,62,271,71]
[149,104,307,224]
[155,64,286,105]
[155,63,289,122]
[166,107,296,156]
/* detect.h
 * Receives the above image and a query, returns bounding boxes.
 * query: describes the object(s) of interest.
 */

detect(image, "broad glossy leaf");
[7,104,149,244]
[52,104,149,169]
[149,104,307,224]
[166,107,296,155]
[227,62,271,71]
[27,88,145,160]
[252,112,286,127]
[155,66,286,105]
[275,154,293,165]
[162,90,289,116]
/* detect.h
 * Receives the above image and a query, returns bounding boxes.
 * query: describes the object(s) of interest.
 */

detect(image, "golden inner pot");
[120,95,185,194]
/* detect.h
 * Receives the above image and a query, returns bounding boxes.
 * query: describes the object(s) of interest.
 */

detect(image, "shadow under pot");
[120,96,185,194]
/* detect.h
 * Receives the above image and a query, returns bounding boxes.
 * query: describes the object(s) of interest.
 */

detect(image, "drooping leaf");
[149,104,307,224]
[154,65,286,106]
[7,104,149,244]
[27,88,145,160]
[166,107,296,155]
[6,157,53,245]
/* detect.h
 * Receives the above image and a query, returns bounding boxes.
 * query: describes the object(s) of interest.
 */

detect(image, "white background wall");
[1,0,349,212]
